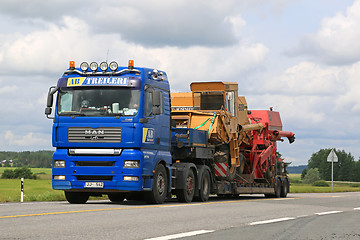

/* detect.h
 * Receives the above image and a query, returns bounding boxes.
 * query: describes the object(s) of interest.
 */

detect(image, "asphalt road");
[1,192,360,240]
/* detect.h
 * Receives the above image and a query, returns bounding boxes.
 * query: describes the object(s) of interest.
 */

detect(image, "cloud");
[286,0,360,65]
[4,131,48,147]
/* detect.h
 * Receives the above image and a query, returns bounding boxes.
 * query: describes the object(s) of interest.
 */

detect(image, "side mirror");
[45,107,52,115]
[45,86,58,119]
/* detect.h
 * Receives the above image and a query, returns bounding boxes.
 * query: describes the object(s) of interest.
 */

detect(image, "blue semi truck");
[45,60,294,204]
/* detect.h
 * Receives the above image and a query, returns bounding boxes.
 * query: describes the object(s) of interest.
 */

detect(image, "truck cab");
[46,61,171,204]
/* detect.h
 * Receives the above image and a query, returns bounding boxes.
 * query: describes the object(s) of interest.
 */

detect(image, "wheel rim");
[157,173,165,195]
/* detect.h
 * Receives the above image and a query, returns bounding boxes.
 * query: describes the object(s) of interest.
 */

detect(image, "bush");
[1,167,37,179]
[312,180,330,187]
[303,168,321,184]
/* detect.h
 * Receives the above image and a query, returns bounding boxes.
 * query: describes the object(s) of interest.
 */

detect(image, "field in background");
[1,170,360,202]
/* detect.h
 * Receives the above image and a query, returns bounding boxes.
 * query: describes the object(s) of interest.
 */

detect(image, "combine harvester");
[45,61,295,203]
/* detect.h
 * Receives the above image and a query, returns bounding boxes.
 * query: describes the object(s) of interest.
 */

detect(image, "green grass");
[0,179,66,202]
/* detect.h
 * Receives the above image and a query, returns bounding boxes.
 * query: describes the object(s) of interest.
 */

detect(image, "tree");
[308,148,358,182]
[303,168,321,184]
[301,168,308,179]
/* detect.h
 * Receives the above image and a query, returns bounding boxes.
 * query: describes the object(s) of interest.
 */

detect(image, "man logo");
[85,130,105,135]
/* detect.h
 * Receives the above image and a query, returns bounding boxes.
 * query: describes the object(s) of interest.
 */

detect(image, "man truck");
[45,60,295,204]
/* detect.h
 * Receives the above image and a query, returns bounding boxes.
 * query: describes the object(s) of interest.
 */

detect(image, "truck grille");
[68,127,122,143]
[75,161,115,167]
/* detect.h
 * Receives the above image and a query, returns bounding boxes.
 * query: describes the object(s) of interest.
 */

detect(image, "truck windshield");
[57,87,140,116]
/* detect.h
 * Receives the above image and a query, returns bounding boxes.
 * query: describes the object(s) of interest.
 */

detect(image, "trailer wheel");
[146,164,168,204]
[108,193,126,202]
[275,178,282,198]
[177,169,195,203]
[280,179,289,198]
[65,191,89,204]
[195,170,210,202]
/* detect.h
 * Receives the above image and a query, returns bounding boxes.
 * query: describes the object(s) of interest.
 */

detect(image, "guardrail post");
[21,178,24,203]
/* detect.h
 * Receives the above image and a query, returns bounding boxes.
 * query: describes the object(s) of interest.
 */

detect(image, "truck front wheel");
[146,164,168,204]
[176,169,195,203]
[108,193,126,202]
[65,191,89,204]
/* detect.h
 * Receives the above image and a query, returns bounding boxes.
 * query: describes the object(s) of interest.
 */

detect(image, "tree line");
[0,151,53,168]
[303,148,360,182]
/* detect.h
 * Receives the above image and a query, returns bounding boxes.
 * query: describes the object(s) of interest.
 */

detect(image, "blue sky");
[0,0,359,166]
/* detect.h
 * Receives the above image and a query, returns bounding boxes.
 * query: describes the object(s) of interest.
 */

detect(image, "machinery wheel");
[108,193,126,202]
[146,164,168,204]
[177,169,195,203]
[274,178,282,198]
[280,179,289,198]
[65,191,89,204]
[195,170,210,202]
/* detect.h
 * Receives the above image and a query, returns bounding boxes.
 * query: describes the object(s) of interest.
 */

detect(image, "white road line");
[161,204,202,208]
[297,215,309,218]
[249,217,295,226]
[354,207,360,210]
[315,211,343,216]
[144,230,215,240]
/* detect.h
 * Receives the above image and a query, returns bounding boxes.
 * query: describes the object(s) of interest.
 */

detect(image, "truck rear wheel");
[65,191,89,204]
[195,170,210,202]
[176,169,195,203]
[275,178,282,198]
[280,179,289,198]
[146,164,168,204]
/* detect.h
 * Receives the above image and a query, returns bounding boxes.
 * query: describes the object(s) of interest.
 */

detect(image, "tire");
[195,170,210,202]
[176,169,195,203]
[108,193,126,202]
[146,164,168,204]
[65,191,89,204]
[274,178,282,198]
[280,179,289,198]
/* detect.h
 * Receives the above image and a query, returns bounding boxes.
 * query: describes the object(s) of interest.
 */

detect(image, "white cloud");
[287,0,360,65]
[4,131,48,147]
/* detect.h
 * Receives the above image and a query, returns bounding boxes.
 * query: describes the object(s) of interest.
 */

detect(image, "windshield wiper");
[59,112,86,116]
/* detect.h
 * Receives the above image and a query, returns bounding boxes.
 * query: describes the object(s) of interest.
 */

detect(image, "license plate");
[84,182,104,188]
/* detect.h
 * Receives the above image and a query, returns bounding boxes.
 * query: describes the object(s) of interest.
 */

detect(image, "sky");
[0,0,359,166]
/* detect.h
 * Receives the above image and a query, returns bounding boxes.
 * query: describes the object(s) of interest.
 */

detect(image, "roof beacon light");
[100,62,108,72]
[128,60,134,69]
[80,62,89,72]
[69,61,75,70]
[109,61,118,71]
[90,62,98,72]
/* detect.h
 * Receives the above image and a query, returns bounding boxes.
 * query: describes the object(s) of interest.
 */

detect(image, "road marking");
[297,215,309,218]
[0,197,299,219]
[249,217,295,225]
[315,210,343,216]
[144,230,214,240]
[354,207,360,210]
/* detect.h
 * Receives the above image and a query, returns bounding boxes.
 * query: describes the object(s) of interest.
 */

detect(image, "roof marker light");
[80,62,89,72]
[69,61,75,70]
[128,60,134,69]
[100,62,108,72]
[90,62,98,72]
[109,61,118,71]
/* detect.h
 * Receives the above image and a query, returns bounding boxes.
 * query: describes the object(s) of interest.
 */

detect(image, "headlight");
[109,61,118,71]
[100,62,108,72]
[90,62,98,72]
[53,175,66,180]
[54,160,65,168]
[123,160,140,168]
[80,62,89,72]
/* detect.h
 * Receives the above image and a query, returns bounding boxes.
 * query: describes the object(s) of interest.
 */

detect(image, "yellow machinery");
[171,82,263,180]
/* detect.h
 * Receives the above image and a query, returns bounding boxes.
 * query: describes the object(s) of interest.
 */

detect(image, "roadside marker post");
[21,178,24,203]
[327,149,338,191]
